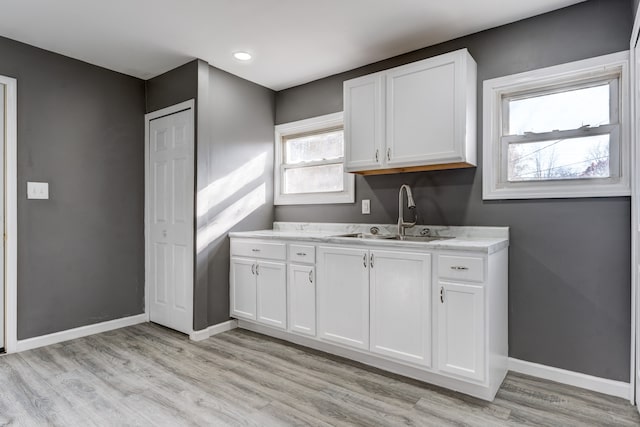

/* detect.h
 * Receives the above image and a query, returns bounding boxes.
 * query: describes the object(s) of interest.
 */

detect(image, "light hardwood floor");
[0,323,638,426]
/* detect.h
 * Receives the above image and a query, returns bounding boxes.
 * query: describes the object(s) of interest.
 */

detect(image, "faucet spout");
[398,184,417,237]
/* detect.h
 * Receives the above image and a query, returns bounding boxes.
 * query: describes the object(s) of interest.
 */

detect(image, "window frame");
[483,51,630,200]
[274,112,355,205]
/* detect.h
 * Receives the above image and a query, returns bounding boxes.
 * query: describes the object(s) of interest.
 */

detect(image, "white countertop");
[229,222,509,254]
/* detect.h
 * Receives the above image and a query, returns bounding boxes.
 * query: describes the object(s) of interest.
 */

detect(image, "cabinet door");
[386,53,462,167]
[344,73,385,171]
[288,264,316,337]
[230,257,257,320]
[256,260,287,329]
[370,250,432,366]
[317,246,370,350]
[437,281,485,382]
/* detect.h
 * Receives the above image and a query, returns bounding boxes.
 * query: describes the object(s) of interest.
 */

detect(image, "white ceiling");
[0,0,585,90]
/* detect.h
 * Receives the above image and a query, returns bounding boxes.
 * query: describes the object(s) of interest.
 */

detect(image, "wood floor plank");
[0,322,638,427]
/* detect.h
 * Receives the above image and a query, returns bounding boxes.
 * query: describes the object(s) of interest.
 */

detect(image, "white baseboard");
[508,358,630,400]
[190,320,238,341]
[14,313,147,353]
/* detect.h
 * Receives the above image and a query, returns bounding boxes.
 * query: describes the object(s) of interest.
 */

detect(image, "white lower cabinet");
[317,246,370,350]
[230,239,287,329]
[437,281,485,382]
[230,237,508,401]
[230,257,287,328]
[370,250,431,366]
[288,264,316,336]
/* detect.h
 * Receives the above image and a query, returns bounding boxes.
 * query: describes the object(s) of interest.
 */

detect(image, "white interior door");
[0,84,4,350]
[148,107,194,335]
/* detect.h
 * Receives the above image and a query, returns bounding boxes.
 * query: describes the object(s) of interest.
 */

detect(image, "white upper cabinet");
[344,48,477,174]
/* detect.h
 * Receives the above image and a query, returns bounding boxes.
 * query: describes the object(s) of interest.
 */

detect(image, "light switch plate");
[362,199,371,214]
[27,182,49,200]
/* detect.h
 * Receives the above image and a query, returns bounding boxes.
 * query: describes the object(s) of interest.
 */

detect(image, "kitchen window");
[274,112,355,205]
[483,51,630,200]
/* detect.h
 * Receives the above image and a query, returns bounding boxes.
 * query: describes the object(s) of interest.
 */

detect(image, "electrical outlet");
[361,199,371,214]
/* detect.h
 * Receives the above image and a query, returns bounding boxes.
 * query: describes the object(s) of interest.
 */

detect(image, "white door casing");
[632,7,640,407]
[0,84,4,350]
[145,101,194,335]
[0,75,16,353]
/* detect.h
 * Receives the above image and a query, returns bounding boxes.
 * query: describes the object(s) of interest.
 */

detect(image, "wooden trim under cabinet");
[351,162,475,176]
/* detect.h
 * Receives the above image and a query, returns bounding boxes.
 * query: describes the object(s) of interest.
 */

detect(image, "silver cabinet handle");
[296,252,307,256]
[251,264,255,275]
[309,270,313,283]
[363,254,367,268]
[252,248,260,252]
[450,266,469,271]
[255,264,259,275]
[440,287,444,303]
[370,253,374,268]
[387,148,391,161]
[375,149,379,162]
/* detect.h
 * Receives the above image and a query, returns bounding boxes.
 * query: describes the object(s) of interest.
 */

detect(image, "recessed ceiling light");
[233,51,252,61]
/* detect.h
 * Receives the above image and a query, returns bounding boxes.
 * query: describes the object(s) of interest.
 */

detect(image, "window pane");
[284,164,344,194]
[508,84,610,135]
[507,135,610,182]
[284,130,344,164]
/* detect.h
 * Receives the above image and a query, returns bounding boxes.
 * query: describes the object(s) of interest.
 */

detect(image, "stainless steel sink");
[398,235,454,242]
[332,233,398,240]
[332,233,453,242]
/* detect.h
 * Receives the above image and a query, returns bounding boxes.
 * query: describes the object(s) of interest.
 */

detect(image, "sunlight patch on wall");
[196,183,266,253]
[197,152,267,218]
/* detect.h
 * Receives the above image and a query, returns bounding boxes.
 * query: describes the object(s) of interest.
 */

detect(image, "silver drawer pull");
[296,252,307,256]
[450,266,469,271]
[255,264,259,275]
[251,264,256,275]
[252,248,260,252]
[309,270,313,283]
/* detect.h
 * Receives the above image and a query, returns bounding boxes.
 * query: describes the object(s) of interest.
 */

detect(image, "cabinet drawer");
[438,255,484,283]
[289,244,315,263]
[230,240,286,260]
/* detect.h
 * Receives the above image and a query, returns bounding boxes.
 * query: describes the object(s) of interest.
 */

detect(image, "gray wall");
[145,60,198,113]
[196,65,275,329]
[0,36,146,339]
[275,0,632,381]
[144,60,276,330]
[634,0,639,17]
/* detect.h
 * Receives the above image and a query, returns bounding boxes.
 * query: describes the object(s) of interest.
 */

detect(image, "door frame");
[144,99,195,332]
[631,5,640,406]
[1,75,18,353]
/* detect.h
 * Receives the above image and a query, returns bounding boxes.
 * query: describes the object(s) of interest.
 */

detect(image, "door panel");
[317,246,370,350]
[386,58,460,166]
[438,281,485,382]
[288,264,316,336]
[370,250,431,366]
[344,74,384,171]
[230,257,257,320]
[149,108,194,334]
[256,261,287,329]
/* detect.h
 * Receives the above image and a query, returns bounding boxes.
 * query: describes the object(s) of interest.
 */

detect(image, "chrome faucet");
[397,184,417,237]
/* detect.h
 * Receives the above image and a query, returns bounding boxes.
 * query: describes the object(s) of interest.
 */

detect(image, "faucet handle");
[369,226,380,235]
